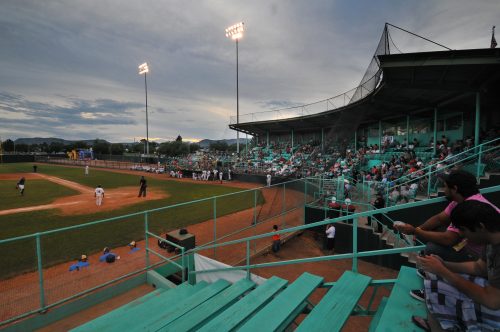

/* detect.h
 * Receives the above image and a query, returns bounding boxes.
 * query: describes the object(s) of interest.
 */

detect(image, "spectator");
[412,201,500,331]
[325,224,336,254]
[369,194,386,233]
[395,170,499,301]
[271,224,281,253]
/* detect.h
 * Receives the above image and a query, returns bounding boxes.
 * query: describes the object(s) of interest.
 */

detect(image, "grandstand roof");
[231,48,500,136]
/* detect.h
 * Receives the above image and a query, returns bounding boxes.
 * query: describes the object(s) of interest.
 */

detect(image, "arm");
[414,228,460,247]
[419,210,450,230]
[394,224,461,246]
[419,256,500,309]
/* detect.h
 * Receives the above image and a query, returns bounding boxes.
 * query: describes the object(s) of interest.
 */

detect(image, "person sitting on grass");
[412,200,500,331]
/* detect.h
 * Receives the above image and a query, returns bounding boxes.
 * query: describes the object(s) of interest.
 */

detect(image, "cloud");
[0,0,498,142]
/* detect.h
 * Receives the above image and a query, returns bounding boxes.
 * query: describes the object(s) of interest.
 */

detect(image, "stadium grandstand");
[1,23,500,331]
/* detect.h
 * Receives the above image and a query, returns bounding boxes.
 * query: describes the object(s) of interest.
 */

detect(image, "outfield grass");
[0,163,265,279]
[0,179,79,209]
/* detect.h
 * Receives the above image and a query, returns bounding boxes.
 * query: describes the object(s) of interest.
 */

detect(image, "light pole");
[138,62,150,155]
[225,22,244,155]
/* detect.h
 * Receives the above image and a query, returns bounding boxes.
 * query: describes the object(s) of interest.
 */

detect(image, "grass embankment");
[0,163,264,279]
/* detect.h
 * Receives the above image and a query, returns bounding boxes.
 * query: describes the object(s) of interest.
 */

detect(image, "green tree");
[92,140,111,154]
[2,139,15,152]
[209,141,228,152]
[15,143,29,152]
[48,142,65,153]
[110,143,124,155]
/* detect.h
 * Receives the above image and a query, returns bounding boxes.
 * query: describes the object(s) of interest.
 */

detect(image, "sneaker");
[416,269,426,279]
[410,289,425,302]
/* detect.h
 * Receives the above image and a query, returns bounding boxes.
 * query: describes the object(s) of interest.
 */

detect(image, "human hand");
[417,255,447,275]
[393,222,415,235]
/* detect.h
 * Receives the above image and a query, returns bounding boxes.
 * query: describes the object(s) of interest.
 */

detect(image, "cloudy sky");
[0,1,497,143]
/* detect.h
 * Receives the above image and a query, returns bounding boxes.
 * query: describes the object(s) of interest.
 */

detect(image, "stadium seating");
[71,268,424,332]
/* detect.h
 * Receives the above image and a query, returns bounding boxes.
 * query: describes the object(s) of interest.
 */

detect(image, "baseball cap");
[129,241,136,247]
[81,254,87,261]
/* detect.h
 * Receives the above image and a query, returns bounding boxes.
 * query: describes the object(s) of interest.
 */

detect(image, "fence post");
[181,248,185,283]
[144,213,150,268]
[213,197,217,259]
[427,171,432,198]
[282,183,286,228]
[36,233,46,312]
[246,240,251,280]
[304,179,307,224]
[253,189,257,253]
[476,145,483,180]
[352,217,358,273]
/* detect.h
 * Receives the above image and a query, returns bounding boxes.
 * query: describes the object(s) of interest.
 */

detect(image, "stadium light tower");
[225,22,244,155]
[138,62,150,155]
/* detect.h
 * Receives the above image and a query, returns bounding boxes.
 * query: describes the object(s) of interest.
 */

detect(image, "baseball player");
[94,185,105,206]
[219,170,223,183]
[266,173,272,187]
[16,177,26,196]
[85,165,89,176]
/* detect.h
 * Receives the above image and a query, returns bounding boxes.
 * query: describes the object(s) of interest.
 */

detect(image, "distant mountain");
[14,137,109,145]
[12,137,248,147]
[197,138,250,148]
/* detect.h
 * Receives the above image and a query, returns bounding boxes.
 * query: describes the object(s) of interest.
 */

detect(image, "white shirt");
[95,187,104,196]
[326,226,336,238]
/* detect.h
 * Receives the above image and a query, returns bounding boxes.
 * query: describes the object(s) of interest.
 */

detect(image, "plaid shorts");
[425,272,500,331]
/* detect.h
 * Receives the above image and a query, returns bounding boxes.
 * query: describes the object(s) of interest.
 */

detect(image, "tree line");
[1,136,237,157]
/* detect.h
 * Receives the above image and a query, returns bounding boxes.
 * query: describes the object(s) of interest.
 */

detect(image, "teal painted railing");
[0,176,319,327]
[187,185,499,278]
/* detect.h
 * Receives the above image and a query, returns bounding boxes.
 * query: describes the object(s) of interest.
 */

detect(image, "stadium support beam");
[475,92,480,147]
[291,130,294,151]
[433,108,438,156]
[266,131,270,149]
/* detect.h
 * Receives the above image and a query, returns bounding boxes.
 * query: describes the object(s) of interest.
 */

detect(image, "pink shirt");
[445,194,500,232]
[444,194,499,255]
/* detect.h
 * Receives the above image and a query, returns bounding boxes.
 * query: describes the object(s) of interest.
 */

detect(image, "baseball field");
[0,163,264,279]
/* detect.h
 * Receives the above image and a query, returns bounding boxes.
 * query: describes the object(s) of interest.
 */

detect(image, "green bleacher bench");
[199,276,288,332]
[296,270,372,332]
[159,278,255,331]
[238,272,324,332]
[70,281,208,332]
[370,266,425,332]
[368,297,388,332]
[136,279,232,331]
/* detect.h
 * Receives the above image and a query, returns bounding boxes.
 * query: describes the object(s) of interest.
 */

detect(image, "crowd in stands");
[126,128,497,210]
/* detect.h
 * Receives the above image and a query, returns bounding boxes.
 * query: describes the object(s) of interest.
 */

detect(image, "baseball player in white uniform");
[85,165,89,176]
[95,185,105,206]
